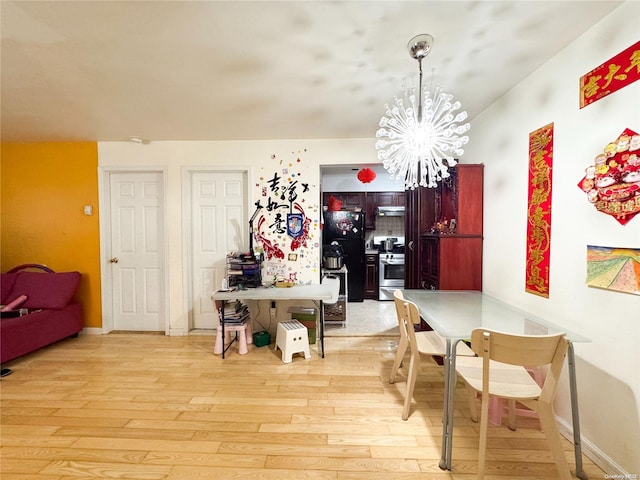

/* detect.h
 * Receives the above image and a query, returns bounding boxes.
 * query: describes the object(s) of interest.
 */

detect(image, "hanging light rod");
[407,34,434,123]
[375,33,470,190]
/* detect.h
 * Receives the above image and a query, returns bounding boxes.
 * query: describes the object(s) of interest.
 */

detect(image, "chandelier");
[375,34,470,189]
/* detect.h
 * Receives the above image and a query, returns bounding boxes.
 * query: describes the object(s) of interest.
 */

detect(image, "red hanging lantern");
[357,168,376,183]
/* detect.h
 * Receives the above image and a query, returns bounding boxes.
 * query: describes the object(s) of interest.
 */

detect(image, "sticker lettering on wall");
[253,149,320,283]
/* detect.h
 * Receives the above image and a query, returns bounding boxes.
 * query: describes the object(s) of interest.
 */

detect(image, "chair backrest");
[470,328,566,366]
[393,290,420,352]
[471,328,569,403]
[322,275,340,305]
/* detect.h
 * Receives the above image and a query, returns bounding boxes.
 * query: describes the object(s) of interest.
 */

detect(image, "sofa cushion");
[1,273,20,304]
[7,271,81,310]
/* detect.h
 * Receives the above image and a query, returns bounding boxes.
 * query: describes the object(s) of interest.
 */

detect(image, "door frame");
[181,166,250,334]
[98,166,169,334]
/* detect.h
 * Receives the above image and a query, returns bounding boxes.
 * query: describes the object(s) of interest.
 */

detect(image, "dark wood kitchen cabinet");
[322,192,365,210]
[364,253,379,299]
[375,192,405,207]
[420,235,483,290]
[322,191,405,231]
[404,164,483,290]
[365,194,376,230]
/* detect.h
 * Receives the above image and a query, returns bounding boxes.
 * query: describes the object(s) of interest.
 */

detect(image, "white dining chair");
[389,289,474,420]
[455,328,571,480]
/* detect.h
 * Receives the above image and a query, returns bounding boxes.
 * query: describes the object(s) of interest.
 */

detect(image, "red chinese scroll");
[580,40,640,108]
[526,123,554,298]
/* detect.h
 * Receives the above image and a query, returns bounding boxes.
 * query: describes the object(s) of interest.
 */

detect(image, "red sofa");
[1,264,83,364]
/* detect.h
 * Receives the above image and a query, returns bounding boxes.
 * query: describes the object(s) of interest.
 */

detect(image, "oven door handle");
[381,260,405,265]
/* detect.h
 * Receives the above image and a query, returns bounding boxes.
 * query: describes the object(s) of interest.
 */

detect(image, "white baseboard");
[556,415,631,477]
[79,327,102,335]
[168,328,187,336]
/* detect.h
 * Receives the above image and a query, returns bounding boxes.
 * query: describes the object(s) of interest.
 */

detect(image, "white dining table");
[402,289,590,480]
[211,283,335,359]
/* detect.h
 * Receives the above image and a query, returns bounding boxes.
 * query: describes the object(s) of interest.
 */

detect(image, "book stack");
[220,300,250,325]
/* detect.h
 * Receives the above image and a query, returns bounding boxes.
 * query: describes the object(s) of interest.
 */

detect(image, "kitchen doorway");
[323,299,399,337]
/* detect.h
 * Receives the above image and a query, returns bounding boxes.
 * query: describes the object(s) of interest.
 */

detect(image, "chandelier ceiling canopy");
[375,34,471,190]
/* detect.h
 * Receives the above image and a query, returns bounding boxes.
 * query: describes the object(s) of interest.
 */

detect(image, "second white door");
[190,171,247,329]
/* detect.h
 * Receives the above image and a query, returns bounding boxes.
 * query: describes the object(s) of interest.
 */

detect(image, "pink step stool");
[488,366,544,427]
[214,320,253,355]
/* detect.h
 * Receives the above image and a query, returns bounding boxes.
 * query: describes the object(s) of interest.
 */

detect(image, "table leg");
[218,301,226,359]
[320,300,325,358]
[439,338,454,470]
[312,300,325,358]
[568,342,587,480]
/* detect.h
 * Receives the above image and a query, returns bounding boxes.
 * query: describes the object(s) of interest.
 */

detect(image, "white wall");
[321,164,405,191]
[98,138,379,334]
[464,2,639,474]
[99,5,639,469]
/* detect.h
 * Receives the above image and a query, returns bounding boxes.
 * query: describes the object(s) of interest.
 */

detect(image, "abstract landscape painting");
[586,245,640,295]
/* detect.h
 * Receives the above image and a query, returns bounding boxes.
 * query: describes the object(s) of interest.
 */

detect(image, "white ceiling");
[1,1,622,143]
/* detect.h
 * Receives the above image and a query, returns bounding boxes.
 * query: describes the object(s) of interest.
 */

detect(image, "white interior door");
[191,171,246,329]
[109,172,165,331]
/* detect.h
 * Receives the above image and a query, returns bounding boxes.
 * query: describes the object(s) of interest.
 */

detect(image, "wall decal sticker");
[253,149,319,283]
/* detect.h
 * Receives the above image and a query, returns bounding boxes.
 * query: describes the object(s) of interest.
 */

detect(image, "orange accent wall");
[1,142,102,328]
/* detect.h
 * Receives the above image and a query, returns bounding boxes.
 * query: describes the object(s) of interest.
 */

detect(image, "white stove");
[373,236,405,301]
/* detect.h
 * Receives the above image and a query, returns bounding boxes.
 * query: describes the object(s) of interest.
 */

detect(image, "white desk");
[402,290,590,480]
[211,284,334,358]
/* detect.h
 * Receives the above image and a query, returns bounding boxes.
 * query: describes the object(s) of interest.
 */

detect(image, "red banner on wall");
[580,40,640,108]
[526,123,554,298]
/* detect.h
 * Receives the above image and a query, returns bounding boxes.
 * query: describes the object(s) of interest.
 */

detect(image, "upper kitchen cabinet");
[365,194,376,230]
[404,164,484,290]
[322,191,371,228]
[375,192,405,207]
[322,191,405,231]
[322,192,365,210]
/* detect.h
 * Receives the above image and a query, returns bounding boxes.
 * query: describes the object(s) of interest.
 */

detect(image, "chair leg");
[402,353,419,420]
[507,399,517,431]
[389,335,408,384]
[537,403,571,480]
[477,391,491,480]
[465,383,478,423]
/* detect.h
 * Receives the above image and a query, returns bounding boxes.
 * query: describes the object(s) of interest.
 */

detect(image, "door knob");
[110,257,119,263]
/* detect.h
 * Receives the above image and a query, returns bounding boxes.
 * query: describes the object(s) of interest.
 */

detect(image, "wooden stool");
[274,320,310,363]
[214,320,253,355]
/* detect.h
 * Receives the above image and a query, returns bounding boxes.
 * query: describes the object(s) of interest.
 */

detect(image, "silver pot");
[383,238,397,252]
[323,255,344,270]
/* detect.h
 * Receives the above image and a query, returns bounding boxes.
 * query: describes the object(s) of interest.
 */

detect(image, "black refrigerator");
[322,210,365,302]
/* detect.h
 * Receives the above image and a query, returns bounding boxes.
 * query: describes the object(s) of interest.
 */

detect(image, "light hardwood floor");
[1,332,605,479]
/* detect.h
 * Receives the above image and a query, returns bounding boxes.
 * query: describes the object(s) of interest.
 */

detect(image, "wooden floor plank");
[0,333,606,480]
